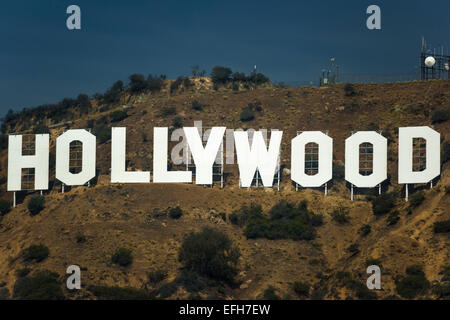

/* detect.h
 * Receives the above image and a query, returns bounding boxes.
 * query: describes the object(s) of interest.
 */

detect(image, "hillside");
[0,79,449,300]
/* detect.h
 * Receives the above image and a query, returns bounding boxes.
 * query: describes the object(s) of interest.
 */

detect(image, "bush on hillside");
[191,100,203,111]
[129,74,147,93]
[27,195,45,216]
[211,66,232,84]
[238,201,323,241]
[293,281,310,297]
[442,141,450,164]
[160,106,177,117]
[371,192,397,215]
[168,206,183,219]
[433,220,450,233]
[22,244,49,263]
[110,110,128,122]
[111,248,133,267]
[396,265,429,299]
[431,108,450,124]
[147,269,168,285]
[13,270,64,300]
[409,191,425,209]
[0,199,12,215]
[178,227,240,283]
[344,83,356,96]
[240,107,255,122]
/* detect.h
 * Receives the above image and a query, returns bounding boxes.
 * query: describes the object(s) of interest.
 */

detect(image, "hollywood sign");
[7,126,440,192]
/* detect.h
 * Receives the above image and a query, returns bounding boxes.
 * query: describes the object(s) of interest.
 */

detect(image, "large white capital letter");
[7,134,49,191]
[398,126,440,184]
[234,130,282,188]
[111,127,150,183]
[291,131,333,187]
[153,127,192,183]
[56,129,96,186]
[184,127,225,185]
[345,131,387,188]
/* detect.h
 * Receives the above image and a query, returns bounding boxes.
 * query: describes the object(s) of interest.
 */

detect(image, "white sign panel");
[184,126,225,185]
[291,131,333,187]
[56,129,96,186]
[153,127,192,183]
[398,126,440,184]
[345,131,387,188]
[234,130,282,188]
[7,134,49,191]
[111,127,150,183]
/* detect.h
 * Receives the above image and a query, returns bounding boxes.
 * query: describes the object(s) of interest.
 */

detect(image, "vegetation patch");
[111,248,133,267]
[178,227,240,284]
[27,195,45,216]
[13,270,64,300]
[409,191,425,209]
[433,220,450,233]
[0,199,11,215]
[395,265,429,299]
[22,244,49,263]
[233,201,323,241]
[293,281,310,297]
[168,206,183,219]
[370,192,397,215]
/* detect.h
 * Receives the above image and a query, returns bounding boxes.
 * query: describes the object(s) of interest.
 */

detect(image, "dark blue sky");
[1,0,449,116]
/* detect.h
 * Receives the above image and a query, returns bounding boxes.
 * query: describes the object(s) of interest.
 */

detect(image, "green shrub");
[22,244,49,262]
[16,268,31,278]
[346,243,360,256]
[211,66,232,84]
[191,100,203,111]
[293,281,310,297]
[242,201,323,241]
[396,266,429,298]
[431,108,450,124]
[175,269,205,293]
[0,199,11,215]
[371,192,396,215]
[110,110,128,122]
[263,286,281,300]
[128,73,147,93]
[433,220,450,233]
[168,206,183,219]
[27,195,45,216]
[443,141,450,164]
[229,204,263,226]
[111,248,133,267]
[355,284,377,300]
[97,126,111,144]
[89,285,154,300]
[13,270,64,300]
[172,116,183,128]
[409,191,425,209]
[155,282,178,299]
[160,106,177,117]
[147,269,168,285]
[178,227,240,283]
[344,83,356,96]
[240,107,255,122]
[331,207,350,224]
[0,288,9,299]
[359,224,371,236]
[387,210,400,225]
